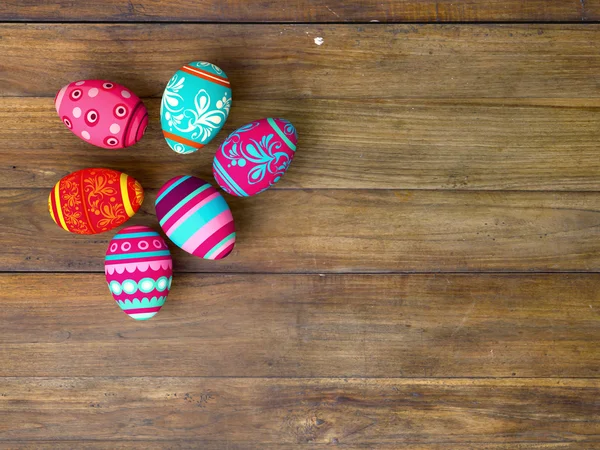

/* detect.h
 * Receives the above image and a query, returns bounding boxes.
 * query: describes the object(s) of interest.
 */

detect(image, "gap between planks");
[2,374,594,385]
[5,270,600,274]
[1,20,598,24]
[0,376,597,380]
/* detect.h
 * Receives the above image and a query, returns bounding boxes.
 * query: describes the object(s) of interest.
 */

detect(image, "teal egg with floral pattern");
[160,61,232,154]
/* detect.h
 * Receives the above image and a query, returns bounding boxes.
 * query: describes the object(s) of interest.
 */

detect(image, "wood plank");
[4,98,600,191]
[1,273,598,377]
[2,24,600,99]
[0,0,593,23]
[0,377,597,443]
[0,443,593,450]
[4,189,600,273]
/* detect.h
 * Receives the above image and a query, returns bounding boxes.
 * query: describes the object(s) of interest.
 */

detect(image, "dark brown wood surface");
[1,4,599,449]
[3,24,600,99]
[4,98,600,191]
[6,189,600,273]
[1,274,598,377]
[0,378,597,444]
[0,444,595,450]
[1,0,597,22]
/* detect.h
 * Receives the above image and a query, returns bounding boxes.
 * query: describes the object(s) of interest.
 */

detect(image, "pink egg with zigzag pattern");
[105,226,173,320]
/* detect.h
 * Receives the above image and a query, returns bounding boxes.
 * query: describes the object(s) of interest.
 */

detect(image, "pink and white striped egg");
[55,80,148,149]
[105,226,173,320]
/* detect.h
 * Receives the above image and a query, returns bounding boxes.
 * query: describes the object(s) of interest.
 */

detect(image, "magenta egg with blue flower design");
[212,118,298,197]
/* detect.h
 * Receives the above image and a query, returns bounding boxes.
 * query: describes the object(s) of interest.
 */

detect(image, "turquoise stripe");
[267,118,296,151]
[159,184,211,226]
[155,175,191,204]
[213,158,247,197]
[169,196,228,246]
[105,250,171,261]
[204,232,236,259]
[113,232,159,240]
[118,296,166,310]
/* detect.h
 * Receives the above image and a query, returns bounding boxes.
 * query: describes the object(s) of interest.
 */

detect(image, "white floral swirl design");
[220,123,292,186]
[161,74,231,146]
[161,74,185,129]
[171,143,187,154]
[178,89,230,142]
[192,61,224,74]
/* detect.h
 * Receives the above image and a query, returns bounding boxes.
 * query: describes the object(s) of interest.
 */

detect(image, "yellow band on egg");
[121,173,135,217]
[54,183,68,231]
[48,192,56,224]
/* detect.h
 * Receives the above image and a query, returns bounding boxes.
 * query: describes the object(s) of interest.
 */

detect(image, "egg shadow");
[221,193,255,248]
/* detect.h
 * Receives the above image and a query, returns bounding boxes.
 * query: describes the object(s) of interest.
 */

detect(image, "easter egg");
[160,61,232,154]
[55,80,148,149]
[105,226,173,320]
[213,118,298,197]
[155,176,235,259]
[48,168,144,235]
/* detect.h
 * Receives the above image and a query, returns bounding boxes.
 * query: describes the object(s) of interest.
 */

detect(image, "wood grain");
[4,189,600,273]
[1,273,598,377]
[2,1,599,448]
[4,98,600,191]
[0,377,597,443]
[0,443,593,450]
[2,24,600,99]
[0,0,594,23]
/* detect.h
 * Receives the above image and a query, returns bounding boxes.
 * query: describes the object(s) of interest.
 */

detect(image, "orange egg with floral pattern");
[48,168,144,235]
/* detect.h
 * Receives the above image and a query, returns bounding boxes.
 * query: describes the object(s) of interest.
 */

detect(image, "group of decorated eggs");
[50,61,299,321]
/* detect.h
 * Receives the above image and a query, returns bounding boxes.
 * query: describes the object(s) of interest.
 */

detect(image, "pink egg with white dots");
[55,80,148,149]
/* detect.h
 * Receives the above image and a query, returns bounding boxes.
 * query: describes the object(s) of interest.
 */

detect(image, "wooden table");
[1,1,599,448]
